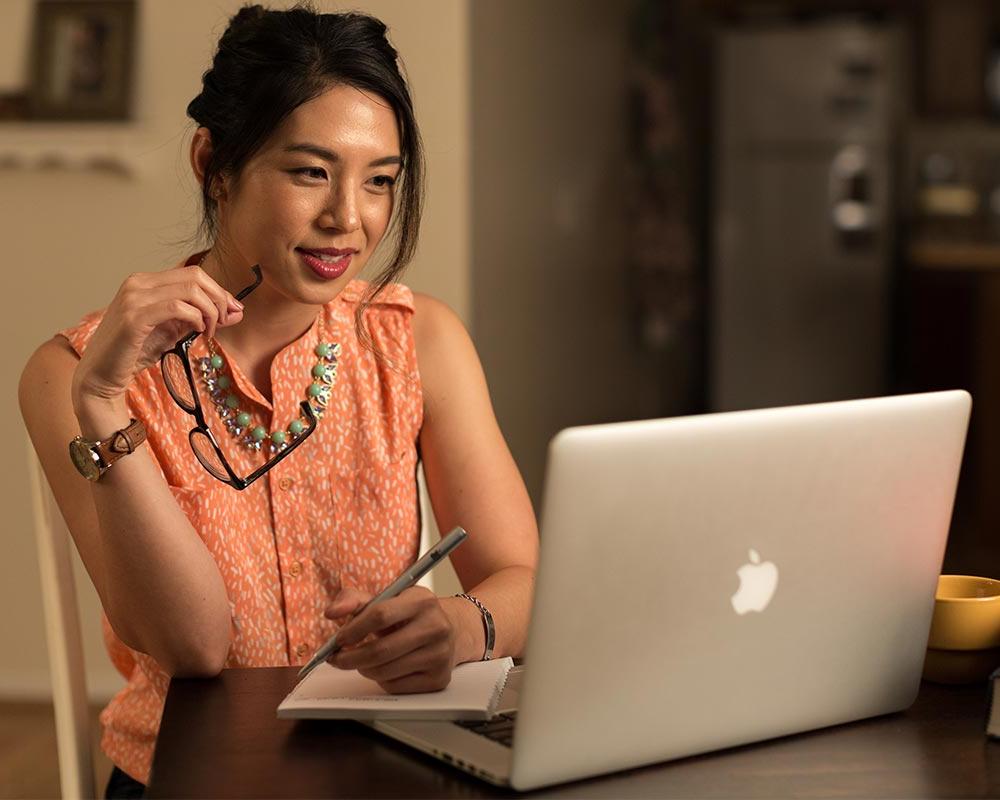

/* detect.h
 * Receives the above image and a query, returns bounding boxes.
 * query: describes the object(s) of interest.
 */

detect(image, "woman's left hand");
[323,586,457,693]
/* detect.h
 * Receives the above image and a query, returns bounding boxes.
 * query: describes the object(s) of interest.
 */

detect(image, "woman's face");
[216,83,402,304]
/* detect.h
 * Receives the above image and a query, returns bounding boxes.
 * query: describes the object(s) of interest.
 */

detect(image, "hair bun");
[227,4,267,32]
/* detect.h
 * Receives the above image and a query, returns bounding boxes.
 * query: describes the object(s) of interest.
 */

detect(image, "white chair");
[27,438,97,800]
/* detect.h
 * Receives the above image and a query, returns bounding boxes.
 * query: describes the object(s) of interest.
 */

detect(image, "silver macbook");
[373,391,971,790]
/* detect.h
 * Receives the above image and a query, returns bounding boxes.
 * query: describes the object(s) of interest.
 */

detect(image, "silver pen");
[297,526,469,680]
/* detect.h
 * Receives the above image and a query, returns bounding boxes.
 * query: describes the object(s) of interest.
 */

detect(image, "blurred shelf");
[908,217,1000,271]
[909,240,1000,271]
[0,122,150,177]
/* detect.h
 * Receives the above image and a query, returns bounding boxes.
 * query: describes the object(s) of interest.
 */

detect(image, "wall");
[3,0,647,704]
[470,0,647,508]
[1,0,468,701]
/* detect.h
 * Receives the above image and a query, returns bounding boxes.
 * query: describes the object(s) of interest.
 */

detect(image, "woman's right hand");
[72,265,245,410]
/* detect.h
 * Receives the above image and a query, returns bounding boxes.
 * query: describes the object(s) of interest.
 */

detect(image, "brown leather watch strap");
[94,418,147,469]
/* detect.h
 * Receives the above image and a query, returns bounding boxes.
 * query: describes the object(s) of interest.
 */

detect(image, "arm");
[20,337,232,677]
[412,293,539,663]
[326,294,539,688]
[20,263,246,676]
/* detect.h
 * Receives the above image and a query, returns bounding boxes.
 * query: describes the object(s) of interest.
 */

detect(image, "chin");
[294,271,361,304]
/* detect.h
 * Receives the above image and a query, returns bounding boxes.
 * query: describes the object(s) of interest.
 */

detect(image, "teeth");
[305,250,344,263]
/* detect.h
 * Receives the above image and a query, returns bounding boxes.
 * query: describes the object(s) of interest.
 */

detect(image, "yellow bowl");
[922,646,1000,684]
[926,574,1000,651]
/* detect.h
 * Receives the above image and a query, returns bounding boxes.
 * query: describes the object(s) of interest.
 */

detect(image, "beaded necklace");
[193,253,342,454]
[198,340,341,454]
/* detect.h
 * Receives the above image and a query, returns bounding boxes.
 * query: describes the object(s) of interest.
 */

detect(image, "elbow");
[108,614,230,678]
[166,650,227,679]
[161,639,230,678]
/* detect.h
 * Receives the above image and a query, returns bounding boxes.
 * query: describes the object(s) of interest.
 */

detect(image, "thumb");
[324,587,370,620]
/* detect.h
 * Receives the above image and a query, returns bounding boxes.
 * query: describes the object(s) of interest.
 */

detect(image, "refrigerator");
[710,20,902,412]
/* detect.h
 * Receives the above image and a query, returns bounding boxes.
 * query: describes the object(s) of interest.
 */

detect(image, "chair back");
[27,439,96,800]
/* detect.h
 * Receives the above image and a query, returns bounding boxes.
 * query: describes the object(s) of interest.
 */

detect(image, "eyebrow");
[283,143,402,168]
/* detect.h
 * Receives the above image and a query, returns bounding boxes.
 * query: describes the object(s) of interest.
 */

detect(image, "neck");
[198,247,321,367]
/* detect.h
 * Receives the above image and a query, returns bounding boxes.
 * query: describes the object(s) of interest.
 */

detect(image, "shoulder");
[409,292,484,421]
[19,335,81,430]
[22,335,80,384]
[410,291,467,350]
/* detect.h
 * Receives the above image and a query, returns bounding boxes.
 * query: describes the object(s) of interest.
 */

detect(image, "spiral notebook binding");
[487,660,516,717]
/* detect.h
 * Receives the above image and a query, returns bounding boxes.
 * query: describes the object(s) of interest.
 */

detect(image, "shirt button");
[296,643,308,657]
[289,561,303,577]
[278,477,294,491]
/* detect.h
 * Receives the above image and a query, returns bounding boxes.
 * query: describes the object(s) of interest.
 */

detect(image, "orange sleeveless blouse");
[56,258,423,784]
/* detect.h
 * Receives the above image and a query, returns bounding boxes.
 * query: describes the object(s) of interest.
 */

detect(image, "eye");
[369,175,397,191]
[292,167,327,180]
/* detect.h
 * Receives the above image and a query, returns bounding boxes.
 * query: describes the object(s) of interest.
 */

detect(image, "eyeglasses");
[160,264,318,490]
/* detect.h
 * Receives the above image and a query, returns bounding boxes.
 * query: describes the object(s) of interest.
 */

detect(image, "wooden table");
[148,666,1000,798]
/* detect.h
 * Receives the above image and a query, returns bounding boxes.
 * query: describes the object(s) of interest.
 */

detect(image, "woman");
[19,5,538,796]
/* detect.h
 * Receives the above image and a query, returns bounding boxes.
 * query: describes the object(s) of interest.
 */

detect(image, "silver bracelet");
[455,592,495,661]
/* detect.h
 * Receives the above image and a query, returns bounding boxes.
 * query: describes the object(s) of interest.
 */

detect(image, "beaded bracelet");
[455,592,495,661]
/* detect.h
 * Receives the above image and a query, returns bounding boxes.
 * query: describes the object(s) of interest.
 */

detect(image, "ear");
[190,126,226,200]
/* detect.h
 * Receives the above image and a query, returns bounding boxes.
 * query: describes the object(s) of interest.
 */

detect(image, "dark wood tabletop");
[148,666,1000,798]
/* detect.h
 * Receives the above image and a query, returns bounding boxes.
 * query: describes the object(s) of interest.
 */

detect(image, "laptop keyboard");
[454,711,517,748]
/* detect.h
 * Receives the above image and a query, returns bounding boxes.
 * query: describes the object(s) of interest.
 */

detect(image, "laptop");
[373,391,971,790]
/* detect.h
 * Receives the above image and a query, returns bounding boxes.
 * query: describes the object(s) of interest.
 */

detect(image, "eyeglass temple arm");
[234,265,263,302]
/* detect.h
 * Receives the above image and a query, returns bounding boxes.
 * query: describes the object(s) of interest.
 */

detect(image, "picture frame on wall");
[28,0,136,121]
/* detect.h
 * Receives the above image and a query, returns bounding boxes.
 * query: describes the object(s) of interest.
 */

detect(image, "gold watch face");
[69,437,101,481]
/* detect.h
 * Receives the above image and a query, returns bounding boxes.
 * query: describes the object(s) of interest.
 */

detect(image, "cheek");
[272,193,318,234]
[230,180,316,239]
[361,196,394,248]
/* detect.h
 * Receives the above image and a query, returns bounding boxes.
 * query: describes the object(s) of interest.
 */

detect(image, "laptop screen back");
[510,391,970,791]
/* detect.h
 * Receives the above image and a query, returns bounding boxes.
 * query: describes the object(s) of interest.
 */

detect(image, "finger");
[141,282,221,340]
[324,587,372,621]
[218,304,243,330]
[160,265,242,325]
[330,624,429,669]
[188,284,222,340]
[335,589,434,647]
[330,628,452,682]
[140,296,207,336]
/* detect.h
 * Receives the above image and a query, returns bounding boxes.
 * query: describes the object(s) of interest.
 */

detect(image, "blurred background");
[2,0,999,794]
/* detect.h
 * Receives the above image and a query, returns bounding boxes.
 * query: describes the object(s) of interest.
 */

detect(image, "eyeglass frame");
[159,264,318,491]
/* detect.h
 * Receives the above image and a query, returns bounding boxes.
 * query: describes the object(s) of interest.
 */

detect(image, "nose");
[320,179,361,233]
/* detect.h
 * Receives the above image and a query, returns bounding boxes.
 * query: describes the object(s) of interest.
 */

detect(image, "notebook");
[988,667,1000,738]
[277,657,514,720]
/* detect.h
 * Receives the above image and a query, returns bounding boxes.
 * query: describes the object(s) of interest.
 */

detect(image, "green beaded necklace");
[200,337,342,454]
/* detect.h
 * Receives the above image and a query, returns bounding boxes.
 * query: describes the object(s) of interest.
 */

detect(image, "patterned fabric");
[57,255,424,784]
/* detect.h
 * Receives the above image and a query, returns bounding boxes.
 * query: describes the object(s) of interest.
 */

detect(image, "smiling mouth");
[297,248,353,280]
[296,247,357,261]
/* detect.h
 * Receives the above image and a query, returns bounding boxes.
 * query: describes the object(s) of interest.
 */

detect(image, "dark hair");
[186,3,424,358]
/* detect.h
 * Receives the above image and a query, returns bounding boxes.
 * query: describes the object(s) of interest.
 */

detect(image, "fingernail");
[230,297,244,311]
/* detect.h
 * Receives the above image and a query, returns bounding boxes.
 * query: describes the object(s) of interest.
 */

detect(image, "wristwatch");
[68,418,147,481]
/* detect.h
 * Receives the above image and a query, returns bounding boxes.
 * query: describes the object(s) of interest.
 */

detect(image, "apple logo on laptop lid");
[731,549,779,615]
